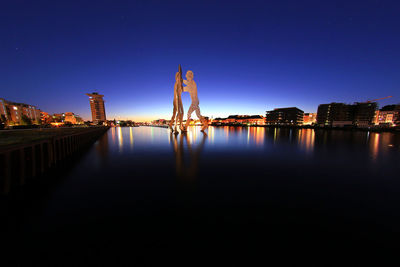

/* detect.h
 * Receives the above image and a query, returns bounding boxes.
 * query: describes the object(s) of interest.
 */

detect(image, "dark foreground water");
[3,126,400,265]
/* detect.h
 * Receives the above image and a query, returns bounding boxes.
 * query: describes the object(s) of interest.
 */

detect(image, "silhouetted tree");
[0,114,6,129]
[21,115,32,125]
[0,114,6,123]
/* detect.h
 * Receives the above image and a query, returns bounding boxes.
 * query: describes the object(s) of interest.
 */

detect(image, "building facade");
[265,107,304,125]
[64,112,84,124]
[211,115,264,125]
[39,112,84,125]
[0,98,41,125]
[86,92,106,124]
[374,104,400,127]
[317,102,377,127]
[40,112,52,124]
[353,102,377,127]
[303,113,317,125]
[316,103,354,126]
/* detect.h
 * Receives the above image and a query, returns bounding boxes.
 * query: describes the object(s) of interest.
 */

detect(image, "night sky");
[1,0,399,121]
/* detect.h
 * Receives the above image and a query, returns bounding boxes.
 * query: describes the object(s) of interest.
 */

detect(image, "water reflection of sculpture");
[170,131,207,181]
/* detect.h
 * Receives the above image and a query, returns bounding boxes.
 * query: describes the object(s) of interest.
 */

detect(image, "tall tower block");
[86,92,106,124]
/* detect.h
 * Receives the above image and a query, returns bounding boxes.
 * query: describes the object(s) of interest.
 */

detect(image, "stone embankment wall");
[0,127,109,194]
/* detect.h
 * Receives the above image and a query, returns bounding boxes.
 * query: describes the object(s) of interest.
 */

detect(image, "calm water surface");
[4,126,400,264]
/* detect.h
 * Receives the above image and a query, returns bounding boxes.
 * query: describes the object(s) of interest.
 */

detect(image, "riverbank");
[0,127,107,147]
[0,127,109,194]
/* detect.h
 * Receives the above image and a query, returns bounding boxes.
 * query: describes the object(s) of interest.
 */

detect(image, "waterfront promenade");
[0,127,109,194]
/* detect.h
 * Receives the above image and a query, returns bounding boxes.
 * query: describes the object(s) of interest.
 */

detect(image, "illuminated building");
[374,104,400,127]
[265,107,304,125]
[0,98,41,125]
[303,113,317,125]
[317,102,377,127]
[353,102,377,128]
[211,115,264,125]
[86,92,106,124]
[212,117,225,125]
[40,112,52,124]
[64,112,84,124]
[235,115,264,125]
[52,113,64,122]
[48,112,84,125]
[317,103,354,126]
[152,119,168,125]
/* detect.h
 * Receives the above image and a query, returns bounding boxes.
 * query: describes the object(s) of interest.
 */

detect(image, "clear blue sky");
[1,0,399,121]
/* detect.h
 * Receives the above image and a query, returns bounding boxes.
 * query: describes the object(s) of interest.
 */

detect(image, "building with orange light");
[375,110,396,126]
[374,104,400,127]
[46,112,83,125]
[303,113,317,125]
[40,111,52,124]
[212,115,264,125]
[86,92,106,124]
[0,98,41,125]
[64,112,84,124]
[152,119,168,125]
[52,113,64,123]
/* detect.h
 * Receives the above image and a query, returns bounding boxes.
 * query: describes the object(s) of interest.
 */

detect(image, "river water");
[3,126,400,264]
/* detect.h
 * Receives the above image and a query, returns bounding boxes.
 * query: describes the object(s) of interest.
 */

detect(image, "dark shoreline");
[0,127,109,194]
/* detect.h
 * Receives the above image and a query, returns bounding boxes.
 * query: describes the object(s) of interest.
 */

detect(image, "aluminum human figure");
[183,70,207,131]
[169,72,184,132]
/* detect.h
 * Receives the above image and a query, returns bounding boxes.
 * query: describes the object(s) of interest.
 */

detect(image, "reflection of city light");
[298,129,302,143]
[117,127,123,152]
[255,127,264,145]
[188,128,194,143]
[192,126,197,143]
[224,126,229,139]
[50,122,64,127]
[299,129,315,153]
[111,127,116,144]
[209,126,214,143]
[129,127,134,150]
[371,133,379,161]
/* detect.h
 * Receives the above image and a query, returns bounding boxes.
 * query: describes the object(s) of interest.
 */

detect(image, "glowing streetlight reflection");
[129,127,134,150]
[117,126,123,152]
